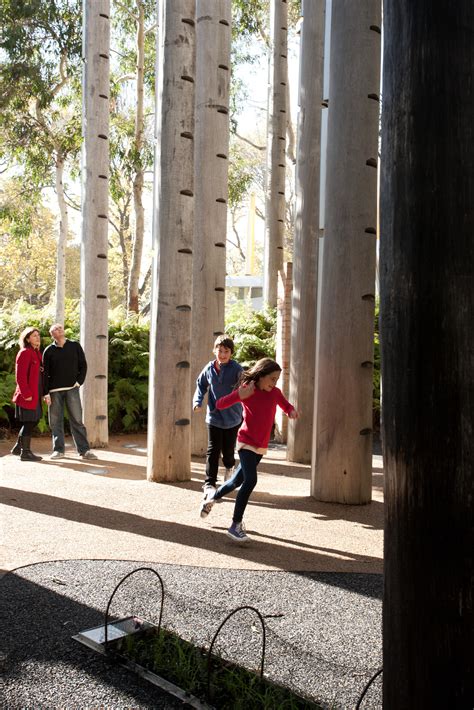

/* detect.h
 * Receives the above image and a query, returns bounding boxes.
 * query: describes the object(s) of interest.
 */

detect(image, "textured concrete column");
[287,0,325,464]
[275,262,292,443]
[263,0,288,307]
[80,0,110,447]
[191,0,231,456]
[312,1,381,503]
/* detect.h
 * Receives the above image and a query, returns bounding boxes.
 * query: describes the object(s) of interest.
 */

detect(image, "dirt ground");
[0,433,383,576]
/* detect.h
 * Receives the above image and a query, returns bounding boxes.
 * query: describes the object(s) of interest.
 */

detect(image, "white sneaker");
[80,450,98,460]
[203,483,217,497]
[50,451,65,459]
[200,495,216,519]
[224,467,234,481]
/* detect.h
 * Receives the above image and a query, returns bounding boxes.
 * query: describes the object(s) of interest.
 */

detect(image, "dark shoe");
[20,449,43,462]
[226,522,249,543]
[20,436,42,462]
[11,436,22,455]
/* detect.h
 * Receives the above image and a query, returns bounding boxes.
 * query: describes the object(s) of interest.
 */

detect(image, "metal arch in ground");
[206,604,266,702]
[103,566,164,650]
[355,667,383,709]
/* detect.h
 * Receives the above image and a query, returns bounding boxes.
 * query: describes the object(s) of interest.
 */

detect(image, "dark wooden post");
[380,2,474,707]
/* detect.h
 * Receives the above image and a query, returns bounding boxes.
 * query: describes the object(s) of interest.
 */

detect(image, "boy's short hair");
[213,334,234,353]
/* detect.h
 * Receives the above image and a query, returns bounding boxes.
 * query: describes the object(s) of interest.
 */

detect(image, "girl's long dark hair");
[238,358,282,387]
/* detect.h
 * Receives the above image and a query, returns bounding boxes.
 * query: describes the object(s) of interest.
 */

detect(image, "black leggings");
[19,421,38,437]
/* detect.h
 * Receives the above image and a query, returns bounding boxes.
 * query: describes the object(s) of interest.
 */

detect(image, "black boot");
[11,435,22,455]
[20,436,42,462]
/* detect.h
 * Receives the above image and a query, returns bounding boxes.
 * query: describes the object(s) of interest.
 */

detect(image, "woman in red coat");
[11,327,44,461]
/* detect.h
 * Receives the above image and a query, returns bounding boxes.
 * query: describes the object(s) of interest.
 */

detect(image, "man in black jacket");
[43,324,98,460]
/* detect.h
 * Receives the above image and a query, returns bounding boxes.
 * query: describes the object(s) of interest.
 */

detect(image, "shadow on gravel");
[0,562,383,708]
[0,571,182,708]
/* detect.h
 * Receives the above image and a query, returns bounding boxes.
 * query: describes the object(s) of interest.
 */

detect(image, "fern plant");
[225,302,277,367]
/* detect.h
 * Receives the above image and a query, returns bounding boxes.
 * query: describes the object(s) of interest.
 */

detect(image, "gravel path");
[1,560,383,709]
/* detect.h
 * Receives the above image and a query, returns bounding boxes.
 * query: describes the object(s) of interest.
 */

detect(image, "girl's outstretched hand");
[288,409,298,419]
[239,381,255,400]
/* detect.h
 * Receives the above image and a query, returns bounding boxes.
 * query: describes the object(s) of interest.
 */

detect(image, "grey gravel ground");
[1,560,383,709]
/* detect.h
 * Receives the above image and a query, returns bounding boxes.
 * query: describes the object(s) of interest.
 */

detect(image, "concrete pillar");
[312,1,381,503]
[275,262,292,443]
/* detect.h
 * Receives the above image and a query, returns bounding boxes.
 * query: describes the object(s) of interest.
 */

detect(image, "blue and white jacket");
[193,359,243,429]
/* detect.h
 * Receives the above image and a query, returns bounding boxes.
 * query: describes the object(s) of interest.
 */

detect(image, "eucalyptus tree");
[190,0,232,456]
[287,0,325,464]
[147,0,195,482]
[0,0,82,323]
[312,2,381,504]
[111,0,156,314]
[381,2,474,706]
[0,181,81,306]
[81,0,110,447]
[263,0,288,307]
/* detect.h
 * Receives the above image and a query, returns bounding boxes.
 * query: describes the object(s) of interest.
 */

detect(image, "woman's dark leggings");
[214,448,262,524]
[19,421,38,437]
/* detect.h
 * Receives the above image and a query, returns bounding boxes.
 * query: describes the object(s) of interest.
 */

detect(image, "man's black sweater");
[43,340,87,394]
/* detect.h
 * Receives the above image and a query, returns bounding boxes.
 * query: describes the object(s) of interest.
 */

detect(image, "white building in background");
[225,274,263,310]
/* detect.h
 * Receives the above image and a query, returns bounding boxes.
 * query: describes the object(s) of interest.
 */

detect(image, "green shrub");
[0,302,149,434]
[225,302,277,367]
[0,299,381,434]
[107,311,150,432]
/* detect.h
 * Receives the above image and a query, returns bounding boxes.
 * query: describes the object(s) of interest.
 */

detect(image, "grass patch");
[113,625,320,709]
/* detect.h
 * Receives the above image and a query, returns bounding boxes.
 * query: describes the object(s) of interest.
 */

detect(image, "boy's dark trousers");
[205,424,240,486]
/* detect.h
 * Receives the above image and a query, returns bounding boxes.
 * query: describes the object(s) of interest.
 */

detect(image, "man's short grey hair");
[49,323,64,335]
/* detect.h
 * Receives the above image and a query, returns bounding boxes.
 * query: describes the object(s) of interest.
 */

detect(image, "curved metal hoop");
[206,605,266,700]
[104,567,165,651]
[355,667,383,709]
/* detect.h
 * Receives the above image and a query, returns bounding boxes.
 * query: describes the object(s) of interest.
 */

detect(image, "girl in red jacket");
[200,358,298,542]
[11,327,44,461]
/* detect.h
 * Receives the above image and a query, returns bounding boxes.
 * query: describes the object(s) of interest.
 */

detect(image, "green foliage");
[120,626,320,709]
[228,144,259,210]
[0,372,16,424]
[107,310,150,432]
[225,302,277,367]
[0,303,149,433]
[0,299,382,433]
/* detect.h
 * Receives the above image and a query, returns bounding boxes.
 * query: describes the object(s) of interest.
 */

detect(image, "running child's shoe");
[226,521,249,543]
[200,494,216,518]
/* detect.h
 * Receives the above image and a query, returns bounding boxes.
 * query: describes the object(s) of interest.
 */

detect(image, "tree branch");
[234,132,266,151]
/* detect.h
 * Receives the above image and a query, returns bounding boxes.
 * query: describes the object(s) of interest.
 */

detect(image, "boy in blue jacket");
[193,335,242,509]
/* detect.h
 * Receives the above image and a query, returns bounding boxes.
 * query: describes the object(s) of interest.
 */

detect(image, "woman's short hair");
[18,327,40,349]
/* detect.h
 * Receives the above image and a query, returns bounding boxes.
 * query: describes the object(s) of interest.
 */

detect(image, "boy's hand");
[44,395,51,406]
[193,405,201,411]
[239,381,255,400]
[289,409,298,419]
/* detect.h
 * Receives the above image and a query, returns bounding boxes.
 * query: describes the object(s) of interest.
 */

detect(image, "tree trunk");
[190,0,232,456]
[287,0,325,464]
[54,151,68,325]
[127,0,146,314]
[312,1,381,503]
[80,0,110,448]
[147,0,195,482]
[381,2,474,706]
[263,0,288,307]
